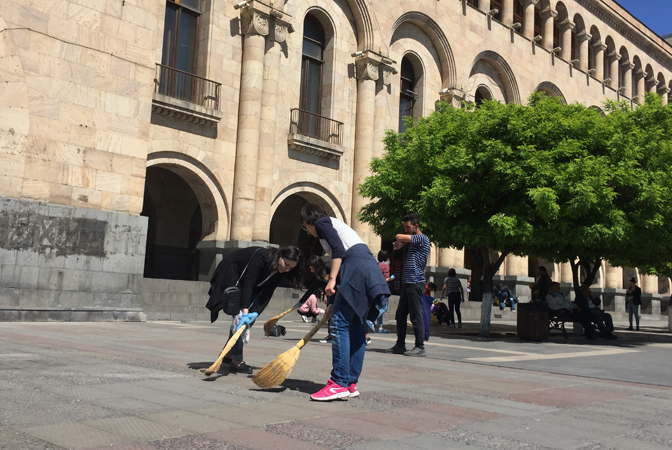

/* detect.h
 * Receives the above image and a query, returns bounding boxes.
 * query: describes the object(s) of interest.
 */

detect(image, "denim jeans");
[330,291,367,388]
[627,300,640,327]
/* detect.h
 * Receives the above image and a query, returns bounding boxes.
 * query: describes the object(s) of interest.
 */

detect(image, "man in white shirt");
[546,282,598,340]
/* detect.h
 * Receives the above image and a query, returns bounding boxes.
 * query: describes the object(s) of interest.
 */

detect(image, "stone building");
[0,0,671,321]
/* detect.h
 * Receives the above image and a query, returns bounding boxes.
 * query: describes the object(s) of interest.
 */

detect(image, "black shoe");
[586,332,599,340]
[229,361,253,374]
[627,326,634,331]
[636,326,640,331]
[390,345,406,354]
[222,356,232,365]
[404,347,426,357]
[319,335,333,344]
[366,337,372,345]
[605,333,618,340]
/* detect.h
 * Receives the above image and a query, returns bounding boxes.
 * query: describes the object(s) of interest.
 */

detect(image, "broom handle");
[274,303,300,320]
[204,324,246,375]
[296,312,331,350]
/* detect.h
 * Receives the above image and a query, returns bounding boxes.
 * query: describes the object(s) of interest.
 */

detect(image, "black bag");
[222,249,261,315]
[267,324,286,337]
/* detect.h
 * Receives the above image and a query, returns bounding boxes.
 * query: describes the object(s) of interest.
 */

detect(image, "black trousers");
[591,310,614,333]
[448,292,462,325]
[395,282,425,349]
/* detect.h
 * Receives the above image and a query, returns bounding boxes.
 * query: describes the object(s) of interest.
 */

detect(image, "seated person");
[575,286,617,340]
[545,282,599,339]
[431,300,451,326]
[496,285,518,311]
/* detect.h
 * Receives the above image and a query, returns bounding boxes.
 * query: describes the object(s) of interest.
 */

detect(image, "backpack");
[267,324,286,337]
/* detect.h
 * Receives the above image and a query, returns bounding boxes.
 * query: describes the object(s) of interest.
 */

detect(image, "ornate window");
[299,15,326,137]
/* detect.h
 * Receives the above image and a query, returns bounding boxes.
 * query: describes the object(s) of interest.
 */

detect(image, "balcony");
[288,109,345,167]
[152,63,223,128]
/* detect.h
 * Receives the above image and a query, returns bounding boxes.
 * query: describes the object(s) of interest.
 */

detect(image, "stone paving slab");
[1,320,672,450]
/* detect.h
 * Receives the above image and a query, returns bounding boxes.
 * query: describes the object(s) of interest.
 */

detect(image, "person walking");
[371,250,392,333]
[443,268,464,328]
[390,213,431,357]
[206,246,303,373]
[625,277,642,331]
[300,204,390,401]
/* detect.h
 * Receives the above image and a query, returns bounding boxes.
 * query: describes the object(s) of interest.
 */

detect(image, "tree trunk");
[467,246,509,337]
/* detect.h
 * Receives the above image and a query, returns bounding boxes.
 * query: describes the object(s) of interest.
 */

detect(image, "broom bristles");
[203,325,246,376]
[263,304,299,336]
[252,346,300,388]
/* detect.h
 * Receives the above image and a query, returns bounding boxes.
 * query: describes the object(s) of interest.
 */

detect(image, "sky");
[614,0,671,37]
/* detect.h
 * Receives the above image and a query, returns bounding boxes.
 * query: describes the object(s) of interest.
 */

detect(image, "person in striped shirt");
[390,213,431,357]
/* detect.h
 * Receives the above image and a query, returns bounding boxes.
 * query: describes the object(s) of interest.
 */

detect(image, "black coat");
[206,247,284,323]
[628,286,642,305]
[574,294,602,311]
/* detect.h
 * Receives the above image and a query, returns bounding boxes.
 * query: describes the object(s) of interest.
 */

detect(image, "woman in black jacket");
[206,246,303,373]
[625,276,642,331]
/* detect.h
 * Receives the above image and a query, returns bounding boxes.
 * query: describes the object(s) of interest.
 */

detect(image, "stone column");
[635,69,646,104]
[540,8,557,50]
[604,262,622,288]
[593,43,607,80]
[351,52,395,244]
[577,31,591,71]
[522,0,539,39]
[621,61,634,98]
[253,19,293,243]
[505,255,528,277]
[647,76,658,94]
[230,7,269,242]
[608,52,621,89]
[440,248,464,269]
[641,274,658,294]
[560,262,573,284]
[660,87,670,106]
[502,0,514,26]
[560,19,575,61]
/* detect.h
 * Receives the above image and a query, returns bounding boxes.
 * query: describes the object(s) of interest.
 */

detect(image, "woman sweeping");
[300,204,390,400]
[206,246,303,373]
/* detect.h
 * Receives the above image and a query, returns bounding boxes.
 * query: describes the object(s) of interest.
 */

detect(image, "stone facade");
[0,0,671,321]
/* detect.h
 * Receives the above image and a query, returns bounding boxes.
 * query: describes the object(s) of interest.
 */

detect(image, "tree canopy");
[359,93,672,335]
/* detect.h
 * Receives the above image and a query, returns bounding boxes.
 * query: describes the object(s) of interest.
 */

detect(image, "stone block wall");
[0,197,147,321]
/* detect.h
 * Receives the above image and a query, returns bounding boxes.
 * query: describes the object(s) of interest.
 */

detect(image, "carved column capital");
[560,19,575,31]
[577,31,592,42]
[239,1,294,41]
[353,50,397,85]
[660,86,671,94]
[523,0,539,7]
[608,51,622,61]
[240,9,270,36]
[592,42,608,52]
[439,88,466,108]
[540,7,557,19]
[635,69,647,79]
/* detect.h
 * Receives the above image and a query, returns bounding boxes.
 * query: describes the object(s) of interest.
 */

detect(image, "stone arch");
[342,0,376,51]
[535,81,566,103]
[469,51,521,104]
[657,72,666,91]
[589,105,606,116]
[632,55,643,99]
[589,25,601,71]
[474,85,494,105]
[271,175,347,224]
[391,12,457,89]
[644,63,654,92]
[146,151,229,242]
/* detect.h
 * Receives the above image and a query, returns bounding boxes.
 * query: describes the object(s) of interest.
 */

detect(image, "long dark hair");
[300,203,328,225]
[267,246,303,289]
[447,268,456,277]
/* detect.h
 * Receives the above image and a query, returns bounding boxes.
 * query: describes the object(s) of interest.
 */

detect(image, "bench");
[548,308,572,339]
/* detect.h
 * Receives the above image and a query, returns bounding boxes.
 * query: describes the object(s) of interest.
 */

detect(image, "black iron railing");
[290,108,343,146]
[154,63,221,110]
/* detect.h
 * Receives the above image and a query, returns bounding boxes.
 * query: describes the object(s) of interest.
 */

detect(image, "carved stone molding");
[439,88,466,108]
[560,19,575,31]
[274,23,288,42]
[238,1,294,41]
[353,50,397,85]
[593,43,608,52]
[540,8,557,19]
[608,51,622,61]
[577,31,592,42]
[240,10,269,36]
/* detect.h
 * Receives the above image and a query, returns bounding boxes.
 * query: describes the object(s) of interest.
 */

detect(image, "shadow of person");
[250,378,324,394]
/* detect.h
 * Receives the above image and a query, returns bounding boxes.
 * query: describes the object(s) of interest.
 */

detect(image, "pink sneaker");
[310,379,350,401]
[348,383,359,398]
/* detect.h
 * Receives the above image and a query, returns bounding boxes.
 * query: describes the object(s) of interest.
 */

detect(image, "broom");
[263,302,301,336]
[202,324,247,376]
[253,312,331,388]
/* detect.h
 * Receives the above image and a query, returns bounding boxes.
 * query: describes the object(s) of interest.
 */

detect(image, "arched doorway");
[142,166,205,280]
[270,193,338,259]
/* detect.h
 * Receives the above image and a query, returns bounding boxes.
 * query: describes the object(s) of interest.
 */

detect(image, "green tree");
[360,93,670,336]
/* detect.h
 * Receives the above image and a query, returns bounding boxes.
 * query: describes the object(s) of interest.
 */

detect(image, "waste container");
[517,301,548,341]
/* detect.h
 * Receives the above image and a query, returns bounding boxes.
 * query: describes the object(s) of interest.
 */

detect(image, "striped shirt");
[443,277,462,294]
[402,234,430,284]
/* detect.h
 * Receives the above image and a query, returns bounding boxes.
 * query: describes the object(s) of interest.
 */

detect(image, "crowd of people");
[206,206,639,401]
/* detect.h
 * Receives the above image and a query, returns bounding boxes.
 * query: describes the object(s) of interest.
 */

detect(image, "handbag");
[222,249,261,315]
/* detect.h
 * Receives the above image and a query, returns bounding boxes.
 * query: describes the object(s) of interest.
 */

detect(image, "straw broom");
[263,302,300,336]
[202,324,247,376]
[253,312,331,388]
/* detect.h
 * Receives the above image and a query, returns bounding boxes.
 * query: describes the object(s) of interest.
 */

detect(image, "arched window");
[399,57,417,133]
[475,86,492,107]
[299,15,326,136]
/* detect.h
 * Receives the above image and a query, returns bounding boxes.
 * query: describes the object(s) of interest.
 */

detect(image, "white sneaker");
[301,315,309,322]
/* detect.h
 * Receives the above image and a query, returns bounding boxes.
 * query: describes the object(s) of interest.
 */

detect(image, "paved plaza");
[0,318,671,450]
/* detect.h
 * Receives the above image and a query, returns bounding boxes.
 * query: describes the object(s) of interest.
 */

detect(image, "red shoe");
[348,383,359,398]
[310,379,350,401]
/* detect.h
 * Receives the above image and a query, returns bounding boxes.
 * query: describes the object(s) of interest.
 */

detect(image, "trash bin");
[517,301,548,341]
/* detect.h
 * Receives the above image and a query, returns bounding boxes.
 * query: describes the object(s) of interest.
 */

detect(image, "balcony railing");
[154,63,221,110]
[290,108,343,147]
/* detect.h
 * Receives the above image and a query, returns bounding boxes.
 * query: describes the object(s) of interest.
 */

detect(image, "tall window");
[161,0,200,73]
[513,1,524,30]
[467,0,479,7]
[398,57,416,133]
[299,15,325,137]
[534,8,542,37]
[490,0,503,22]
